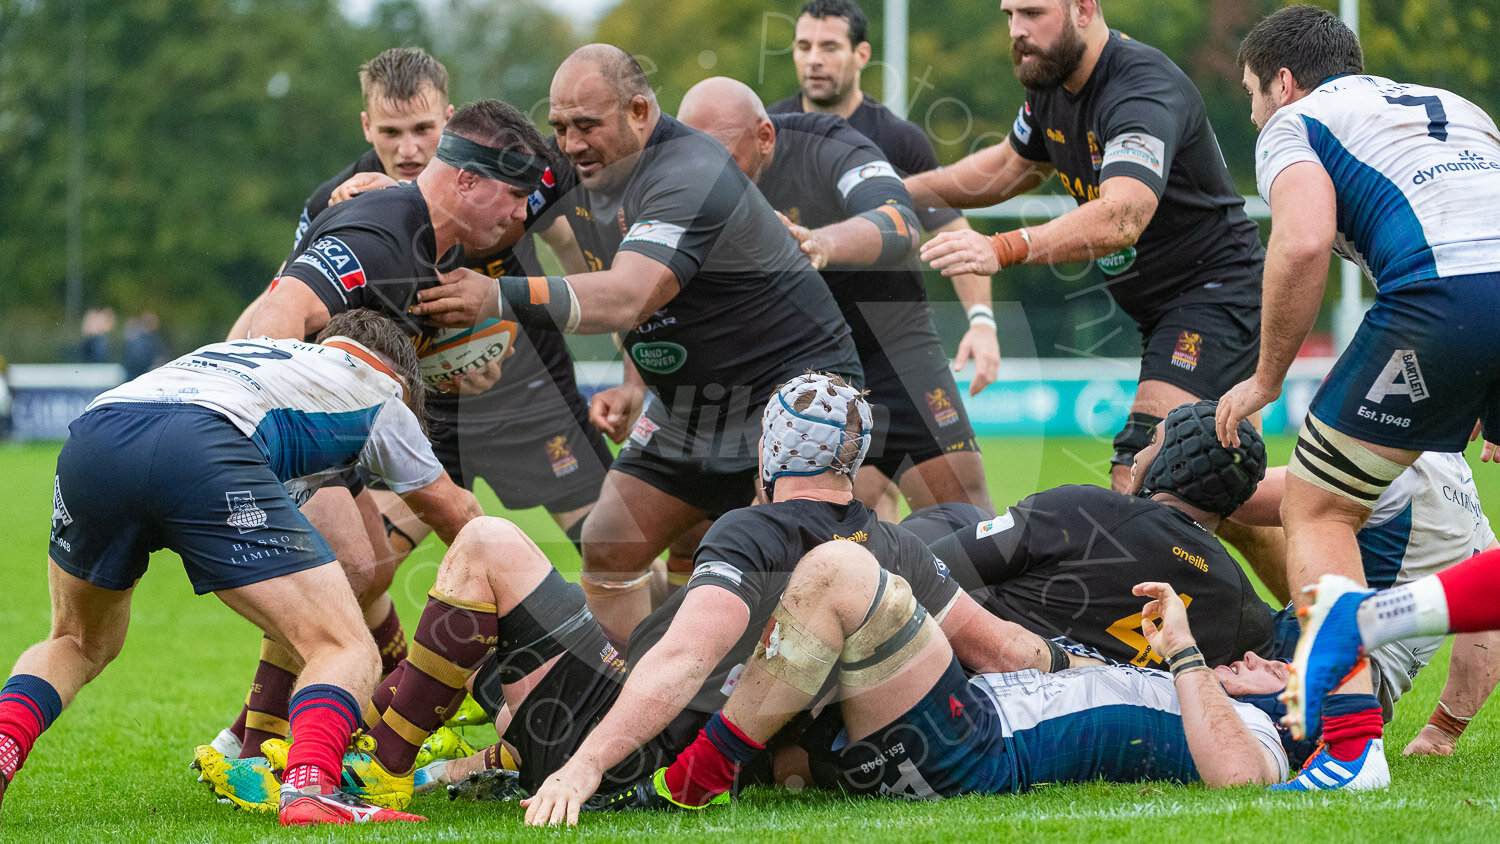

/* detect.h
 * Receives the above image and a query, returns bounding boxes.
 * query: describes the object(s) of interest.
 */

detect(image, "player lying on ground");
[198,373,1090,812]
[0,310,480,825]
[525,541,1289,825]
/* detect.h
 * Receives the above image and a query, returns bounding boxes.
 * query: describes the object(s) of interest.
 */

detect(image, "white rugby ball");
[415,319,517,389]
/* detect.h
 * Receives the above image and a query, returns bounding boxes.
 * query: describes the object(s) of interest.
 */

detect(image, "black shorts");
[1137,302,1259,400]
[861,335,980,481]
[429,410,613,514]
[51,404,335,594]
[500,650,679,793]
[606,428,756,521]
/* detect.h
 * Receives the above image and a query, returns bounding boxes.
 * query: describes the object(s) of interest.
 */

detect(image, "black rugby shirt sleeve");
[1007,95,1051,163]
[822,124,914,219]
[615,153,746,285]
[686,510,771,611]
[939,495,1048,589]
[1094,64,1187,198]
[281,227,414,319]
[888,526,962,616]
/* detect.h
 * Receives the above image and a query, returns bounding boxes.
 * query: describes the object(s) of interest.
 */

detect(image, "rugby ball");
[415,319,517,389]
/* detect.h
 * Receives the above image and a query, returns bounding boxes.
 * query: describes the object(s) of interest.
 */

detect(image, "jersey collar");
[323,337,407,402]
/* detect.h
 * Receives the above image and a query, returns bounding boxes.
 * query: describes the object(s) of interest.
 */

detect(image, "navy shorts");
[50,403,336,594]
[1309,273,1500,451]
[1137,302,1260,399]
[805,657,1014,798]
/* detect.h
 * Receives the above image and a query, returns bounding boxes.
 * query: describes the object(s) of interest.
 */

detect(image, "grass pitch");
[3,436,1500,841]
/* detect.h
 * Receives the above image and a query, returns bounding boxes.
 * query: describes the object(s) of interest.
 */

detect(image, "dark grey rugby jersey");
[626,498,960,716]
[1008,31,1263,326]
[559,115,861,450]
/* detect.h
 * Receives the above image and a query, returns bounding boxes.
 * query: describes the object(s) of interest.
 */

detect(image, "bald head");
[678,77,777,182]
[555,43,655,107]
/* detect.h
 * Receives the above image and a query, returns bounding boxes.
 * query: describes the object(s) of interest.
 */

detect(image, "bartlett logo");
[1097,246,1137,275]
[226,490,268,534]
[52,476,72,532]
[631,341,687,374]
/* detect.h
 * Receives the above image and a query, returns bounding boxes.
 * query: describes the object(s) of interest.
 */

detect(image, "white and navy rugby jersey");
[89,337,442,495]
[1360,451,1496,588]
[1256,75,1500,290]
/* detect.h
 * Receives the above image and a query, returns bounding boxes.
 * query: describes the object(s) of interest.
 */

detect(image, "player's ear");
[757,118,776,154]
[853,40,872,68]
[361,111,374,143]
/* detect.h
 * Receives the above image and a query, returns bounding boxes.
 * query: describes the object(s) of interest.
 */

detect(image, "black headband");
[434,132,546,189]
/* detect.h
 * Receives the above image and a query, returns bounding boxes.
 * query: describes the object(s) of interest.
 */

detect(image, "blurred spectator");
[76,308,116,364]
[123,311,167,379]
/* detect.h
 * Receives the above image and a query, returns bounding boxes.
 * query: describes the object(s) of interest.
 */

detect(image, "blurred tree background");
[1,0,1493,362]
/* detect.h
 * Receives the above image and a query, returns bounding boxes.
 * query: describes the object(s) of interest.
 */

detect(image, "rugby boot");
[278,783,425,826]
[1271,738,1390,791]
[446,767,526,802]
[262,734,414,810]
[1284,574,1373,739]
[583,767,730,813]
[193,745,279,812]
[414,725,476,769]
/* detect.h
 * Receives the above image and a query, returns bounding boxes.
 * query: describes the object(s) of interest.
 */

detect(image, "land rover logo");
[631,342,687,374]
[1097,246,1137,275]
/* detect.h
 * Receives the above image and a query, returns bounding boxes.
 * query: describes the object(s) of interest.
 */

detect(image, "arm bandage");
[497,275,581,333]
[854,204,920,265]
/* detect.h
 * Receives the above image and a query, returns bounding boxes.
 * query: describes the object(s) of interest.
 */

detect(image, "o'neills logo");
[1173,546,1208,572]
[631,341,687,374]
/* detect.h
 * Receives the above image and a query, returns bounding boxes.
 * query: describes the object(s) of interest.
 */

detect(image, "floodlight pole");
[1334,0,1363,353]
[884,0,908,119]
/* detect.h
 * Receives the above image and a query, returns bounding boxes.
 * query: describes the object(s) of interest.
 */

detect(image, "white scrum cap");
[760,372,873,488]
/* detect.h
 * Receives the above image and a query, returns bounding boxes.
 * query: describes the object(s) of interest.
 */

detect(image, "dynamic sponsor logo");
[1012,104,1033,145]
[1103,133,1166,178]
[628,414,659,446]
[1412,150,1500,184]
[295,236,366,292]
[630,341,688,374]
[527,189,546,213]
[1365,348,1430,404]
[1046,128,1066,144]
[837,160,900,197]
[1171,331,1202,371]
[226,490,268,534]
[926,388,959,428]
[1097,245,1137,275]
[622,219,687,251]
[545,435,579,478]
[1107,591,1194,666]
[693,559,744,587]
[975,512,1015,538]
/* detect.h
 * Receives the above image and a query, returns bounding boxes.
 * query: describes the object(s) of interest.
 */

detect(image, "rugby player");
[533,553,1290,823]
[198,373,1081,814]
[916,400,1275,669]
[413,45,864,642]
[769,0,1000,519]
[905,0,1266,498]
[215,100,552,759]
[1216,5,1500,787]
[678,77,994,521]
[0,310,480,824]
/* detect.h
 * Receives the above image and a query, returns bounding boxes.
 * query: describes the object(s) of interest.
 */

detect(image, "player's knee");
[838,569,936,688]
[436,517,535,597]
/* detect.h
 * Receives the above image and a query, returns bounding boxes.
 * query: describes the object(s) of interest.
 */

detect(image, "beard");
[1011,23,1087,89]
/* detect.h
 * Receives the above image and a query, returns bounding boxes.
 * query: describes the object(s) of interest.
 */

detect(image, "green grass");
[3,436,1500,840]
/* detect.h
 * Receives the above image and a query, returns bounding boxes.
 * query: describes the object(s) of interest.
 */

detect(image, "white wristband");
[966,304,996,329]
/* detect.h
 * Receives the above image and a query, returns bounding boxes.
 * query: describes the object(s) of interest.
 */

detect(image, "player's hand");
[1133,581,1196,659]
[590,382,647,443]
[521,760,603,826]
[1472,421,1500,463]
[1403,724,1458,756]
[330,171,398,205]
[435,346,513,394]
[1215,376,1280,448]
[955,321,1000,395]
[412,267,500,327]
[920,229,1000,277]
[777,211,828,270]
